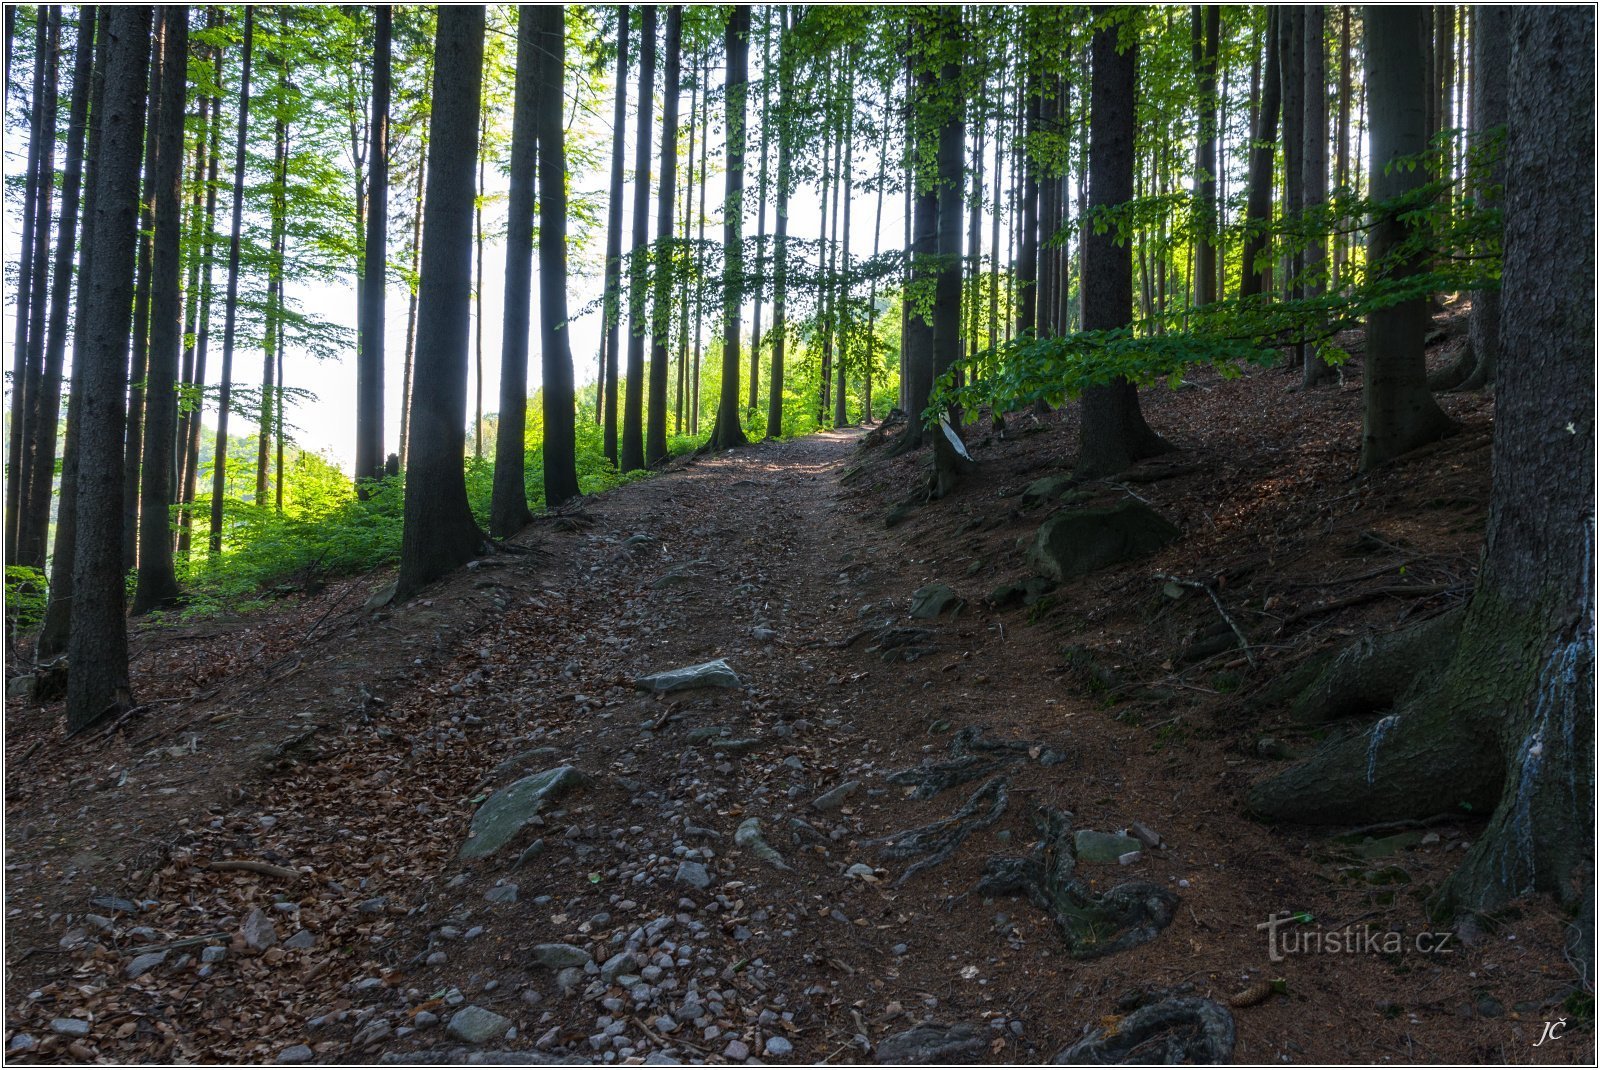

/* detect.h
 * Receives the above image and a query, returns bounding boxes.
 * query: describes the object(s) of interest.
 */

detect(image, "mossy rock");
[1025,500,1180,582]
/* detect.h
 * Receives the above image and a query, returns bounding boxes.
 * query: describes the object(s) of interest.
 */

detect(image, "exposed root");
[1055,997,1235,1064]
[886,725,1067,799]
[868,775,1009,886]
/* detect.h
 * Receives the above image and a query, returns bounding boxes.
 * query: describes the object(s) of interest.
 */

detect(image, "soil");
[4,317,1592,1065]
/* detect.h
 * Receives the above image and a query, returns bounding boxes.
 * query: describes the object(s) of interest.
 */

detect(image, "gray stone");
[633,659,743,693]
[845,863,876,880]
[1073,829,1145,863]
[414,1011,440,1028]
[734,818,789,871]
[277,1043,315,1064]
[353,1018,393,1047]
[7,674,35,700]
[447,1005,513,1045]
[284,930,317,950]
[125,950,167,980]
[364,582,397,610]
[811,781,859,812]
[675,861,712,889]
[1020,473,1077,505]
[765,1036,794,1057]
[555,967,585,994]
[201,945,228,963]
[530,943,593,970]
[485,884,518,905]
[8,1034,37,1053]
[242,907,279,950]
[874,1023,982,1064]
[460,766,592,861]
[50,1018,91,1039]
[600,952,634,985]
[909,584,964,620]
[1129,821,1163,849]
[723,1039,750,1060]
[1026,501,1180,582]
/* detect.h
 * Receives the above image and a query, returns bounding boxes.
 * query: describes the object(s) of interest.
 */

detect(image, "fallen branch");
[205,860,305,881]
[1155,574,1258,669]
[113,931,231,957]
[1279,583,1468,629]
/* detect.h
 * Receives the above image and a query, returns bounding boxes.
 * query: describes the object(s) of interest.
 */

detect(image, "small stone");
[765,1036,794,1057]
[910,583,964,619]
[427,951,448,966]
[277,1043,314,1064]
[601,952,634,985]
[892,943,909,956]
[1420,832,1441,847]
[50,1019,91,1039]
[723,1039,750,1060]
[358,897,388,913]
[654,1015,679,1034]
[485,883,518,905]
[284,930,316,950]
[811,781,859,812]
[1129,821,1163,848]
[7,1034,37,1054]
[201,945,228,963]
[446,1005,512,1045]
[531,943,593,970]
[675,861,711,889]
[125,950,167,980]
[1073,829,1144,864]
[242,908,279,950]
[844,863,876,880]
[414,1010,440,1028]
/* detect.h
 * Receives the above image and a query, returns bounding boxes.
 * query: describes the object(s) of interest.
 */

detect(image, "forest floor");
[4,308,1593,1065]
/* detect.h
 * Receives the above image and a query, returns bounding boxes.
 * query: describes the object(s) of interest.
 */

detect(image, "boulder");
[460,766,591,861]
[447,1006,512,1045]
[1019,474,1076,505]
[1073,829,1145,864]
[1026,501,1179,582]
[632,659,743,694]
[530,943,593,970]
[910,584,964,620]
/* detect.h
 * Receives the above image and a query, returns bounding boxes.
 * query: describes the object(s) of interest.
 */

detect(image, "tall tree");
[928,8,971,499]
[1191,5,1220,306]
[1250,5,1594,948]
[619,5,655,470]
[1278,4,1304,350]
[1239,6,1280,298]
[764,6,791,440]
[124,5,164,570]
[1302,5,1335,387]
[208,4,255,557]
[1359,5,1454,469]
[19,5,93,572]
[746,8,770,418]
[132,3,188,614]
[256,62,287,503]
[706,5,751,451]
[355,5,391,489]
[1076,10,1167,479]
[645,6,681,465]
[598,4,629,457]
[66,4,150,732]
[489,2,540,536]
[893,43,937,456]
[397,4,487,600]
[536,4,580,505]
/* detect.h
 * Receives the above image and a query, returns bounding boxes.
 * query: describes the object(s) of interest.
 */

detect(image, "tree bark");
[1359,6,1455,470]
[1250,7,1594,947]
[892,48,936,456]
[1240,7,1280,299]
[706,5,750,451]
[355,4,390,489]
[1278,4,1304,353]
[645,6,681,465]
[489,4,540,537]
[599,5,628,458]
[619,5,655,470]
[1076,13,1168,480]
[746,8,770,419]
[927,8,971,499]
[256,74,285,503]
[66,4,150,733]
[124,7,162,571]
[834,66,854,429]
[208,4,254,558]
[1302,5,1335,387]
[536,4,580,505]
[764,7,791,440]
[396,4,487,600]
[1192,5,1220,307]
[133,3,187,614]
[179,35,222,561]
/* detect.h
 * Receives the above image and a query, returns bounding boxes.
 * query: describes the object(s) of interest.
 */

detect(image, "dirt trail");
[4,419,1587,1064]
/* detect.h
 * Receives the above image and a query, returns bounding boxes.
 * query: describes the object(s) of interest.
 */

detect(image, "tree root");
[1054,997,1235,1064]
[868,775,1008,886]
[978,808,1178,960]
[885,725,1068,799]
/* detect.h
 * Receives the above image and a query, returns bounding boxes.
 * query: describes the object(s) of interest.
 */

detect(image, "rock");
[909,584,964,620]
[365,582,397,610]
[1020,474,1077,505]
[277,1043,315,1064]
[1129,822,1163,849]
[460,766,592,861]
[765,1036,794,1057]
[555,967,584,994]
[485,884,518,905]
[874,1023,982,1064]
[202,945,228,963]
[7,674,35,700]
[8,1034,36,1053]
[242,907,279,950]
[447,1005,513,1045]
[751,625,778,642]
[283,929,317,950]
[845,863,876,880]
[414,1011,440,1028]
[1025,501,1180,582]
[600,952,634,985]
[675,861,712,889]
[722,1039,750,1060]
[530,944,593,970]
[633,659,743,694]
[1420,832,1441,847]
[734,818,790,871]
[50,1019,91,1039]
[353,1018,394,1047]
[125,950,167,980]
[811,781,859,812]
[1073,829,1145,863]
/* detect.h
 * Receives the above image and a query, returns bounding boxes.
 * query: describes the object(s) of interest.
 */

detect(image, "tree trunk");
[20,5,92,573]
[746,8,770,419]
[257,82,286,502]
[355,4,390,489]
[1278,4,1305,362]
[66,4,150,733]
[834,67,854,429]
[645,6,681,465]
[209,4,255,558]
[398,118,426,472]
[927,8,972,500]
[174,26,211,523]
[124,7,162,572]
[865,106,888,425]
[1358,6,1455,470]
[689,48,708,435]
[1240,6,1280,299]
[1076,14,1168,480]
[535,5,581,503]
[133,4,187,614]
[1302,5,1335,387]
[1192,5,1220,307]
[1333,6,1351,287]
[599,5,628,459]
[706,5,750,451]
[619,5,654,470]
[473,150,485,459]
[489,3,540,537]
[675,61,696,436]
[1016,62,1039,337]
[396,4,487,600]
[764,7,791,440]
[893,51,936,456]
[179,35,222,561]
[1250,8,1594,951]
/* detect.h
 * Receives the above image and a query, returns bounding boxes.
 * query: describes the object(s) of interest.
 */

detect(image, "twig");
[205,860,305,881]
[1279,583,1467,628]
[1336,813,1459,839]
[113,931,231,957]
[633,1017,708,1054]
[1155,574,1257,668]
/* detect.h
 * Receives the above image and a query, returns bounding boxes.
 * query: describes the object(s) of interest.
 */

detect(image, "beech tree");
[645,6,682,466]
[598,5,628,458]
[535,4,580,505]
[619,5,655,471]
[355,5,391,490]
[705,5,750,452]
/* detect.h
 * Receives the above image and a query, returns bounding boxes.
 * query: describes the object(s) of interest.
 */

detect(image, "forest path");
[5,411,1572,1064]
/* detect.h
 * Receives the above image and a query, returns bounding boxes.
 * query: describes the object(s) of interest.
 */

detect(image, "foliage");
[5,566,49,631]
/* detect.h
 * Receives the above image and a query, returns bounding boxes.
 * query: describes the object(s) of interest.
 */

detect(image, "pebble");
[284,930,316,950]
[447,1005,512,1045]
[427,951,448,966]
[7,1035,36,1053]
[675,861,711,889]
[50,1019,90,1039]
[414,1011,439,1028]
[766,1036,794,1057]
[277,1044,314,1064]
[486,883,518,905]
[723,1039,750,1060]
[125,950,167,980]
